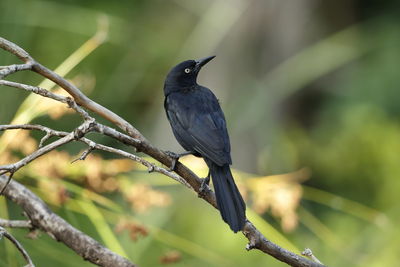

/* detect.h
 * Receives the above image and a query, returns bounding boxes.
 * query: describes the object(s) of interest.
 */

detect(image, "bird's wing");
[165,88,231,166]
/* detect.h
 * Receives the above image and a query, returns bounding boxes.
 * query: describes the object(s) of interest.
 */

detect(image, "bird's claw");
[198,175,211,197]
[165,151,180,159]
[165,150,180,171]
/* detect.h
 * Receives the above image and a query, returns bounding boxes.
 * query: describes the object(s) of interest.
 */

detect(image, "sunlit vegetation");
[1,0,399,266]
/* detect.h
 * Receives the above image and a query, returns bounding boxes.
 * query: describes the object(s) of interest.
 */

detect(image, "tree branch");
[0,36,325,267]
[0,175,136,267]
[0,218,32,228]
[0,121,94,180]
[0,63,33,79]
[0,80,92,120]
[0,123,191,189]
[0,225,35,266]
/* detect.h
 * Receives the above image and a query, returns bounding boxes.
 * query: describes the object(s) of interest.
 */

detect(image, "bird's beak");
[195,55,216,71]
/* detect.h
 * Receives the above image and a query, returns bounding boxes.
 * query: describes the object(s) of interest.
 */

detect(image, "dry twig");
[0,218,32,228]
[0,226,35,267]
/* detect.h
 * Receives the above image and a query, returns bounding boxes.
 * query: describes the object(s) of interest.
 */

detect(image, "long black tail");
[210,163,246,232]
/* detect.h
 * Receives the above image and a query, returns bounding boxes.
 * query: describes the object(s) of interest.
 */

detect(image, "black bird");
[163,56,246,232]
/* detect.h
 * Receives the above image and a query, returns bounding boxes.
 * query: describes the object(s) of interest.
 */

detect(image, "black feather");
[210,163,246,232]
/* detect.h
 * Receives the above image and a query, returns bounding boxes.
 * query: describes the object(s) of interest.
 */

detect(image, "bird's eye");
[184,68,191,74]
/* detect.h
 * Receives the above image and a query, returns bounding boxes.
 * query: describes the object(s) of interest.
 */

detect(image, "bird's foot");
[198,175,211,198]
[164,150,180,159]
[164,150,194,171]
[164,151,180,171]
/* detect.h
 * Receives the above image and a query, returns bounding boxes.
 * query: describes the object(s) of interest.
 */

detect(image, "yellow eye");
[184,68,191,73]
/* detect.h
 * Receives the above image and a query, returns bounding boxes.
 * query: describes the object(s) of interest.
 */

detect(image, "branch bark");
[0,175,136,267]
[0,218,32,228]
[0,36,325,267]
[0,123,191,189]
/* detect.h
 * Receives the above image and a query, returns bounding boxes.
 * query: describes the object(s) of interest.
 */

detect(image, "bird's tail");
[210,163,246,232]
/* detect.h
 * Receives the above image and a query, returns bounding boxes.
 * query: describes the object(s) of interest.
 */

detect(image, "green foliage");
[1,0,400,266]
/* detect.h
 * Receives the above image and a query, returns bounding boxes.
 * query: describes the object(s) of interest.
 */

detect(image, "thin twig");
[83,139,193,189]
[0,121,93,175]
[0,226,35,266]
[71,145,95,163]
[0,124,191,189]
[39,132,52,148]
[0,169,14,195]
[0,218,32,228]
[0,80,67,102]
[0,80,92,120]
[0,63,33,79]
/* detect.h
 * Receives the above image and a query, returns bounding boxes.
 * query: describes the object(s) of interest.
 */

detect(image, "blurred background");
[1,0,400,266]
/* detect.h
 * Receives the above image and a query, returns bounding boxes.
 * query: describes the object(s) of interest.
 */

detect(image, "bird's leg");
[164,150,194,171]
[198,171,211,197]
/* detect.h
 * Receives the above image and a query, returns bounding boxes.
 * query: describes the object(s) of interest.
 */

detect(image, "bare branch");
[81,139,193,189]
[0,37,33,62]
[0,123,191,189]
[0,175,136,267]
[0,218,32,228]
[0,80,92,120]
[39,132,52,148]
[34,62,145,140]
[0,36,142,140]
[93,123,141,149]
[0,170,14,195]
[0,63,33,79]
[0,121,93,177]
[71,145,95,163]
[0,124,67,135]
[0,124,76,151]
[0,226,35,267]
[0,80,67,102]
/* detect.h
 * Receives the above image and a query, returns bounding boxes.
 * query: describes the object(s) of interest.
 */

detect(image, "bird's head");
[164,56,215,92]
